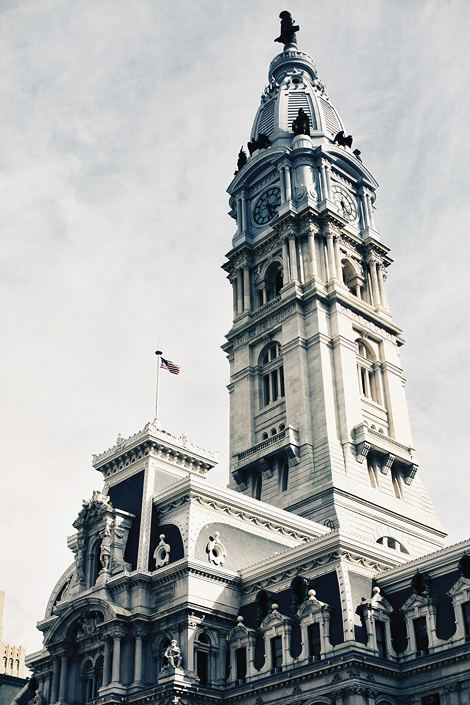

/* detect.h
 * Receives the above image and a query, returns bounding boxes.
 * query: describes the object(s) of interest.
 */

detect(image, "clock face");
[253,187,281,225]
[332,185,357,222]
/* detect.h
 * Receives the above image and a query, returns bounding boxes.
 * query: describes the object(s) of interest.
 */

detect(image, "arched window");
[342,260,360,296]
[15,659,19,671]
[261,343,285,407]
[262,432,268,440]
[195,632,211,686]
[258,262,283,307]
[81,659,94,703]
[356,340,378,403]
[270,427,277,436]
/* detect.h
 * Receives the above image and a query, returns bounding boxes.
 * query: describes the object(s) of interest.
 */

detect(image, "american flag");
[160,357,180,375]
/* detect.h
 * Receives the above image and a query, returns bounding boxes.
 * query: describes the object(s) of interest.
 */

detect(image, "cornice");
[153,473,328,545]
[376,537,470,588]
[239,529,403,593]
[93,420,218,479]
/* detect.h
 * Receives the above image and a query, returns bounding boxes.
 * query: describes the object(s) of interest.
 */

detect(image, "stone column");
[217,631,228,684]
[50,658,59,704]
[288,235,298,282]
[324,161,332,199]
[308,226,318,278]
[360,194,370,229]
[282,239,290,284]
[243,267,251,311]
[278,167,286,202]
[102,638,111,688]
[236,269,243,315]
[296,238,305,283]
[326,231,336,281]
[284,166,292,201]
[333,236,342,280]
[368,257,380,306]
[377,265,389,309]
[236,199,242,234]
[133,628,146,686]
[110,630,125,686]
[58,654,68,703]
[240,195,246,233]
[231,278,238,319]
[319,162,328,201]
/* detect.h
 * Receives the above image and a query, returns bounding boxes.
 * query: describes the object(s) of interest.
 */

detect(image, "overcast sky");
[0,0,469,658]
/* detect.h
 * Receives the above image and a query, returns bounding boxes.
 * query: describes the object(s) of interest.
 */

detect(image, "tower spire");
[223,14,445,557]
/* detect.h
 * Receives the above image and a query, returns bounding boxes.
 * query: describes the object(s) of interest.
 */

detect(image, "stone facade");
[24,14,470,705]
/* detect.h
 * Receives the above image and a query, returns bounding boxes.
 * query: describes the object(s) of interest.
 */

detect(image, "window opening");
[271,636,283,671]
[196,650,208,685]
[462,601,470,639]
[261,344,284,408]
[356,341,377,402]
[413,616,429,654]
[307,622,321,660]
[375,620,387,658]
[236,647,247,681]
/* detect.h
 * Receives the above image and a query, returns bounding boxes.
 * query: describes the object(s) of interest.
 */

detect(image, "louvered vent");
[288,92,315,130]
[319,98,341,136]
[257,100,276,137]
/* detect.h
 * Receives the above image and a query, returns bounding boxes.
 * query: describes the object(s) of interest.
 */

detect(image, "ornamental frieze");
[234,304,297,349]
[339,304,395,341]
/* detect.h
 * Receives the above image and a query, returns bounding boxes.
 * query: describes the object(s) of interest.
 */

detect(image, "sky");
[0,0,469,659]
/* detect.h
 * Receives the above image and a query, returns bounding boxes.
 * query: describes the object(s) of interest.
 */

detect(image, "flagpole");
[155,348,162,423]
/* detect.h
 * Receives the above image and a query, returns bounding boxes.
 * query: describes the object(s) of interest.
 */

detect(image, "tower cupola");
[252,43,345,152]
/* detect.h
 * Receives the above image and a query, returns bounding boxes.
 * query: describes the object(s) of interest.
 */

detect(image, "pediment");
[447,576,470,598]
[400,593,436,612]
[260,608,292,630]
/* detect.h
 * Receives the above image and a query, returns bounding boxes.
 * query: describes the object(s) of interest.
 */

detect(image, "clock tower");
[222,14,445,558]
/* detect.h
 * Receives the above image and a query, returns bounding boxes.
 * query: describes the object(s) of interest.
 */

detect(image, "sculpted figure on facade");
[75,490,111,525]
[164,639,182,669]
[99,521,112,572]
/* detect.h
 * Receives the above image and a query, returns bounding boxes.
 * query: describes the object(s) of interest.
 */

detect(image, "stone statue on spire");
[274,11,300,47]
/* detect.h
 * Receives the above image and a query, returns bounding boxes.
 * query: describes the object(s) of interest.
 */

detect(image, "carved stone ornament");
[154,534,171,568]
[206,531,227,566]
[75,490,111,526]
[76,611,99,640]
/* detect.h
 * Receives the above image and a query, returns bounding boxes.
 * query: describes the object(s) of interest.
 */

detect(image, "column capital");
[109,627,126,640]
[133,626,147,639]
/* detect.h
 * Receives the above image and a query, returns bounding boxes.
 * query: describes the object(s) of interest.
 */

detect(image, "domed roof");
[251,45,345,149]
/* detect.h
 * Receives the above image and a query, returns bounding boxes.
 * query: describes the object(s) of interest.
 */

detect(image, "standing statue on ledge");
[292,108,310,136]
[274,11,300,46]
[235,147,247,174]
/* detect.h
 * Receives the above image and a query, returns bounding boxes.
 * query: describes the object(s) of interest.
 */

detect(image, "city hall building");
[25,13,470,705]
